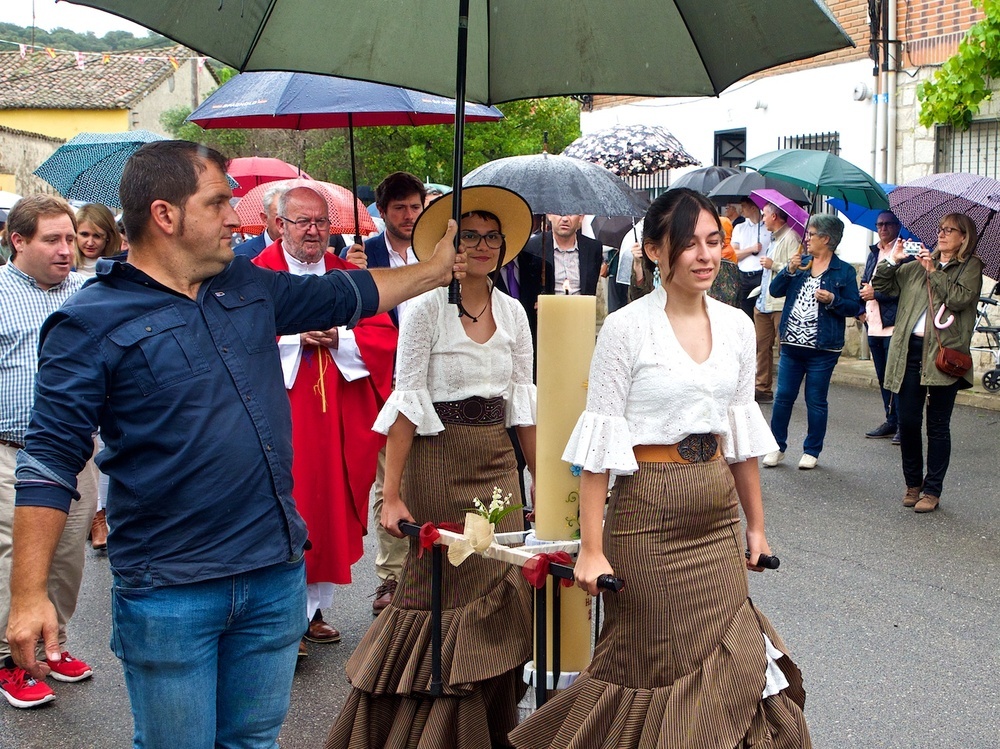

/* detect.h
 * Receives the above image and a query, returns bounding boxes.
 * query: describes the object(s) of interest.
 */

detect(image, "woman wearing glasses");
[872,214,983,513]
[762,214,862,470]
[327,186,536,749]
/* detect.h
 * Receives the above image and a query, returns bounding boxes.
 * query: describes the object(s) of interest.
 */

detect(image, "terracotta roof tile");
[0,46,190,111]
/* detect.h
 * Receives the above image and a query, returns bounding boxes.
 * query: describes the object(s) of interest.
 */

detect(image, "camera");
[903,240,922,256]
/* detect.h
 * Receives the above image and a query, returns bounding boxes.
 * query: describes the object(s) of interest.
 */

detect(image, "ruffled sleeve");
[504,298,537,427]
[372,290,444,436]
[721,314,779,461]
[560,309,639,475]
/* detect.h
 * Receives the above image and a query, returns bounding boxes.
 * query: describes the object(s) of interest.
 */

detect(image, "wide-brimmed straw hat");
[411,185,532,267]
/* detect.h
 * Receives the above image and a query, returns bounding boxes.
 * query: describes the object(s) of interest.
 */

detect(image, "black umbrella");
[591,216,642,249]
[669,166,739,195]
[707,172,811,206]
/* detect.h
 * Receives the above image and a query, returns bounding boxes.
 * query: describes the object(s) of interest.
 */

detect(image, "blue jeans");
[110,558,307,749]
[770,345,841,457]
[867,333,896,427]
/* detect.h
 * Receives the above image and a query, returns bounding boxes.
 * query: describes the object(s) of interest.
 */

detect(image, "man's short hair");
[375,172,425,210]
[6,194,77,253]
[764,204,788,223]
[119,140,228,245]
[261,183,287,215]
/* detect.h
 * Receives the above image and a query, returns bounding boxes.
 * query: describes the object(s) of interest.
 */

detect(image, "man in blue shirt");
[5,141,464,748]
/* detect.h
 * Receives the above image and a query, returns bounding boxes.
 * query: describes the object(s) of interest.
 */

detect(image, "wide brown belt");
[634,434,721,464]
[433,396,505,426]
[0,437,24,450]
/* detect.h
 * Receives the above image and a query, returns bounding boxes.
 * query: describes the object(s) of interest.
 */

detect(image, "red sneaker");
[45,652,93,683]
[0,666,56,708]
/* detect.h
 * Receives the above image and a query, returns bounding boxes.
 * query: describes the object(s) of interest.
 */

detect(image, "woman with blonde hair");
[74,203,121,277]
[872,212,983,513]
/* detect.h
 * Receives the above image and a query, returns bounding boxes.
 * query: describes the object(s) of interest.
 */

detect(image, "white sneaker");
[762,450,785,467]
[798,454,818,470]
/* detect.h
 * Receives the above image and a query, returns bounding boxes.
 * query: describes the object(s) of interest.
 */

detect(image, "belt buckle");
[677,434,717,463]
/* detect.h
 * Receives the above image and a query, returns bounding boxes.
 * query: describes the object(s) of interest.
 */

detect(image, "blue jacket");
[861,243,907,329]
[769,253,862,351]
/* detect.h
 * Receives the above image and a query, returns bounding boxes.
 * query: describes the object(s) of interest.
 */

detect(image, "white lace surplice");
[373,287,536,435]
[564,285,777,475]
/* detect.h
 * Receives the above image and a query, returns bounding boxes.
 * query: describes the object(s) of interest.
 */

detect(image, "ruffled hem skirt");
[509,458,810,749]
[327,422,533,749]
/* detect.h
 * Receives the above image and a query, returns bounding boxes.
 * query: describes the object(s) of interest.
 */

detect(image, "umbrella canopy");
[463,153,650,217]
[64,2,852,104]
[227,157,310,198]
[741,149,889,210]
[187,71,504,129]
[748,188,809,239]
[889,172,1000,280]
[561,124,700,177]
[591,215,642,249]
[669,166,739,195]
[708,172,810,206]
[828,184,916,240]
[33,130,167,208]
[0,191,21,210]
[235,179,377,236]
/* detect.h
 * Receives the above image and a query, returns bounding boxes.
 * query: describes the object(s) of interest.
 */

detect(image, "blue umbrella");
[34,130,167,208]
[828,184,915,240]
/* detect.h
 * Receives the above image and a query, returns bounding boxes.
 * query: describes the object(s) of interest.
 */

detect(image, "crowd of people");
[0,140,986,749]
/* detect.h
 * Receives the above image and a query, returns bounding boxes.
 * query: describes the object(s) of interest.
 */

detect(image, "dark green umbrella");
[741,149,889,210]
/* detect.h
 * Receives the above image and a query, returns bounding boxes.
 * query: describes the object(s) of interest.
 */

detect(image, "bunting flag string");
[0,38,212,69]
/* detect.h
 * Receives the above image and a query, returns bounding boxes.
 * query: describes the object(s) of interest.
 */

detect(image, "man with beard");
[354,172,426,613]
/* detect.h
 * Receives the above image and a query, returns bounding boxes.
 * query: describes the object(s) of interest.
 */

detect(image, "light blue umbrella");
[34,130,167,208]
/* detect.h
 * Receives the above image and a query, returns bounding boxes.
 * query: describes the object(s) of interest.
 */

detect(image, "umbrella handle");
[934,304,954,330]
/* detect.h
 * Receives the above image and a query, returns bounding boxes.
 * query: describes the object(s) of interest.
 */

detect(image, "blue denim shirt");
[769,254,862,352]
[15,257,379,587]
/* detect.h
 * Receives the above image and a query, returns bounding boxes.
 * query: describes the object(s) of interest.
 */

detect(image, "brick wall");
[593,1,983,111]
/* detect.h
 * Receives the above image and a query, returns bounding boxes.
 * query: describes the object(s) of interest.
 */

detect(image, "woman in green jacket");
[872,213,983,513]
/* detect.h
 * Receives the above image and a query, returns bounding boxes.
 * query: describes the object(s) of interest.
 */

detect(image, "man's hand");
[301,328,339,348]
[7,591,59,680]
[345,243,367,269]
[860,282,874,302]
[760,256,774,270]
[426,220,467,286]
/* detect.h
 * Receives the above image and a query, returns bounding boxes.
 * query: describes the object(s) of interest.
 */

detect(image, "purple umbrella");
[749,188,809,239]
[889,172,1000,280]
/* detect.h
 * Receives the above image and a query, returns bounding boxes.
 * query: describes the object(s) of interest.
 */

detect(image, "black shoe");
[754,392,773,404]
[891,429,901,445]
[865,421,895,438]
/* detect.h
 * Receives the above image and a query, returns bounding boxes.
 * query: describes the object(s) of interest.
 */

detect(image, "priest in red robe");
[252,186,397,647]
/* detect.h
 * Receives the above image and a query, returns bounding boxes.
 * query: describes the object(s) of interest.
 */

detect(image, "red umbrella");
[227,157,310,198]
[235,179,377,236]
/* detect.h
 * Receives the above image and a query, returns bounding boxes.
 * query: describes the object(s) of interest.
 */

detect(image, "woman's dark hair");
[641,188,722,283]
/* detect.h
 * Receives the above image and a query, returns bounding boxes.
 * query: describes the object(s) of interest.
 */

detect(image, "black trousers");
[738,269,763,318]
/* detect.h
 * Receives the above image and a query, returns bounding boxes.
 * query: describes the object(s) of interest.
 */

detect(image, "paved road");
[2,382,999,748]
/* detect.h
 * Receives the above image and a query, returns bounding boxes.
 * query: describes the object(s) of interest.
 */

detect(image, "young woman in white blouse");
[510,188,811,749]
[327,186,537,749]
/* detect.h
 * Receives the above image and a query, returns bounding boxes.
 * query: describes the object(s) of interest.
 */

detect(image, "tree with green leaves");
[917,0,1000,129]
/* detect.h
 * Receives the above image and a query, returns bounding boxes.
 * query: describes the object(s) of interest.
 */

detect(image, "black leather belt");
[433,396,505,426]
[0,437,24,449]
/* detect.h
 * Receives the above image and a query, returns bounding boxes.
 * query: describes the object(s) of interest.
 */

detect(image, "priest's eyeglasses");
[281,216,330,230]
[459,231,505,249]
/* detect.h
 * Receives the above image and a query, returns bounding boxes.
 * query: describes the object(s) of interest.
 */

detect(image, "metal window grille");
[935,120,1000,178]
[714,129,747,168]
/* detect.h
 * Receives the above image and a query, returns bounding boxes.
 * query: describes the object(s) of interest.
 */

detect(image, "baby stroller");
[972,281,1000,392]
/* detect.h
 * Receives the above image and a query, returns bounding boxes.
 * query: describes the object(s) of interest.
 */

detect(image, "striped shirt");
[0,262,83,443]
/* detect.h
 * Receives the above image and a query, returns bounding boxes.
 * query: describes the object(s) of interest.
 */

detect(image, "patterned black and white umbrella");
[889,172,1000,280]
[562,124,700,177]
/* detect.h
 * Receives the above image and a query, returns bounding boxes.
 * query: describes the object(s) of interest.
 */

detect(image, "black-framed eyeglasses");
[875,221,899,227]
[280,216,330,230]
[937,226,963,236]
[459,230,504,249]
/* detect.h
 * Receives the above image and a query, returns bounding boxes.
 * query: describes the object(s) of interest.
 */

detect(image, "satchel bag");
[926,275,973,378]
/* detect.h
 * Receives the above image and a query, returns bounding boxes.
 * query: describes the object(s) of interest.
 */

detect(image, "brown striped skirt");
[509,458,810,749]
[326,422,533,749]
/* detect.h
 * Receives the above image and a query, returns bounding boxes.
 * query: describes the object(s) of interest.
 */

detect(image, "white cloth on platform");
[564,285,777,475]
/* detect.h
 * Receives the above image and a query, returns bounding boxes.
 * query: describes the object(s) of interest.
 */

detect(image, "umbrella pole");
[349,113,362,245]
[448,0,471,312]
